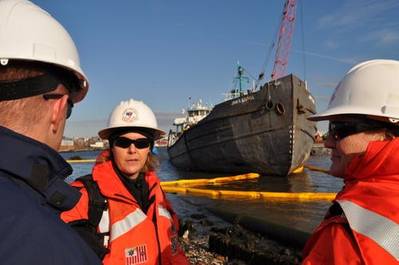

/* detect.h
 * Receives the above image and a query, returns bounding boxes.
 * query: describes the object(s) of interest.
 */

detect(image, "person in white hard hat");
[302,59,399,264]
[0,0,101,264]
[62,99,189,265]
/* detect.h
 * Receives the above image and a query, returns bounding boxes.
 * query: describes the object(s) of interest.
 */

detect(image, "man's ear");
[50,95,67,134]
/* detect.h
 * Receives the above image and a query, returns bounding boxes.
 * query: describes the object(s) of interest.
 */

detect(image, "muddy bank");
[179,211,302,265]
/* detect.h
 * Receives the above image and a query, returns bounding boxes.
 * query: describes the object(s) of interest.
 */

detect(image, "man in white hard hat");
[302,59,399,264]
[0,0,101,264]
[62,99,189,264]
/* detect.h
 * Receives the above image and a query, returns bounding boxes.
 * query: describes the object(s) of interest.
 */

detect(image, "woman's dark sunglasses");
[328,121,386,140]
[42,93,74,119]
[113,137,152,149]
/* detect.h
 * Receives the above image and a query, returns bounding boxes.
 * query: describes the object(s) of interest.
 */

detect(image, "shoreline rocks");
[179,213,302,265]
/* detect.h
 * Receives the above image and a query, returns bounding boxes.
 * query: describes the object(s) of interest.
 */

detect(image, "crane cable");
[299,0,307,81]
[256,3,282,88]
[238,65,258,82]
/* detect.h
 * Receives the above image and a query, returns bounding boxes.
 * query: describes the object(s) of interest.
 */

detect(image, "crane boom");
[271,0,297,80]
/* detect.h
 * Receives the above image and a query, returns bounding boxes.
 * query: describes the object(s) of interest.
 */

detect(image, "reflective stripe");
[158,205,172,220]
[338,200,399,260]
[98,208,110,233]
[98,208,110,247]
[103,235,110,248]
[110,209,147,241]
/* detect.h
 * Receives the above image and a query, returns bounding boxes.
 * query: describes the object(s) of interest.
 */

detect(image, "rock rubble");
[179,213,301,265]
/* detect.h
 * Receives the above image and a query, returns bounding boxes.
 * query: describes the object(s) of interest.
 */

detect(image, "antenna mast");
[271,0,297,80]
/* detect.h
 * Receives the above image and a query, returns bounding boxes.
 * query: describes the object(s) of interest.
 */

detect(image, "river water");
[60,148,342,234]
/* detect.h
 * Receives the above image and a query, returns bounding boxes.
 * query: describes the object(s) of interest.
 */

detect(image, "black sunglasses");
[113,137,152,149]
[328,120,386,140]
[43,93,74,119]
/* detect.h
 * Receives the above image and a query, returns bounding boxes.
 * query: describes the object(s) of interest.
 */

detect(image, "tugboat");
[167,0,317,176]
[167,65,316,176]
[168,99,212,147]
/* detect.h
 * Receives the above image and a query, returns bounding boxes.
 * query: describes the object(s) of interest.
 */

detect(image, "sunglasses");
[113,137,152,149]
[43,93,74,119]
[328,120,386,140]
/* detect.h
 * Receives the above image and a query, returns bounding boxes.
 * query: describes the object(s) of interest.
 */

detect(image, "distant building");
[60,137,74,152]
[90,141,104,149]
[59,135,108,152]
[73,137,87,150]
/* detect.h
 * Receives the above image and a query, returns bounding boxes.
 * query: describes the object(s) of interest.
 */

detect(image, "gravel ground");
[178,213,302,265]
[179,217,241,265]
[169,194,303,265]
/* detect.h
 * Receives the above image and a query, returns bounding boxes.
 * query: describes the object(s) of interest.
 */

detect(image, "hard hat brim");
[63,68,88,103]
[98,126,165,141]
[308,105,393,121]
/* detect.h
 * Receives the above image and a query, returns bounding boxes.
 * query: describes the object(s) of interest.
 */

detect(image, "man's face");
[324,120,386,177]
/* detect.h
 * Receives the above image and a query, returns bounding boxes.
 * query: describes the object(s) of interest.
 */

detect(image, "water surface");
[61,148,341,233]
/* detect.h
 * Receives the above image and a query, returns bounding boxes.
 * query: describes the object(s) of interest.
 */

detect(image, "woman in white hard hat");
[302,60,399,264]
[62,99,189,265]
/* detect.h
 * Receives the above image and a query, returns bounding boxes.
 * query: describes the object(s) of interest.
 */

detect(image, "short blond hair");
[141,152,159,172]
[0,97,48,134]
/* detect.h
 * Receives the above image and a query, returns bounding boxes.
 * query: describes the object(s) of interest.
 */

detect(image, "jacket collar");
[92,160,159,200]
[0,126,80,211]
[336,138,399,223]
[92,160,134,200]
[344,138,399,182]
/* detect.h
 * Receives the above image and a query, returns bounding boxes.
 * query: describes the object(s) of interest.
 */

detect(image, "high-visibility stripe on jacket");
[303,138,399,265]
[338,199,399,261]
[62,160,188,265]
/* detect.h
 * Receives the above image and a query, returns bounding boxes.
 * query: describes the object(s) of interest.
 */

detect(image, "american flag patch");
[125,245,148,265]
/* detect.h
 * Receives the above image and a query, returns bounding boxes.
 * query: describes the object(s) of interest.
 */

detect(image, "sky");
[32,0,399,137]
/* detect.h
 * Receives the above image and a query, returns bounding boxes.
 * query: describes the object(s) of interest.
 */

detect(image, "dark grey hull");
[167,74,317,176]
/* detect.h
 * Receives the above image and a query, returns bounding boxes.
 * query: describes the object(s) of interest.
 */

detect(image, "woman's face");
[324,127,385,177]
[111,132,151,179]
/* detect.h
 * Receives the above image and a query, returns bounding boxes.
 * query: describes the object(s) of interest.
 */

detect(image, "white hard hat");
[98,99,165,140]
[309,59,399,122]
[0,0,88,103]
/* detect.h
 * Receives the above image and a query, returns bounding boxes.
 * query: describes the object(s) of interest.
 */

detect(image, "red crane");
[271,0,297,80]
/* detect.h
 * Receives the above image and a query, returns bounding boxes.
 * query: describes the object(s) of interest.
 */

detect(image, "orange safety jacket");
[62,160,188,265]
[303,138,399,265]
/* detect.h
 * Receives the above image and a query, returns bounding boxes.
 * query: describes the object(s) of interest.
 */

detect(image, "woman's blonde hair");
[141,152,159,172]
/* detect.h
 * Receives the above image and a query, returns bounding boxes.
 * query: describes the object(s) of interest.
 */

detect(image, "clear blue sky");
[32,0,399,137]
